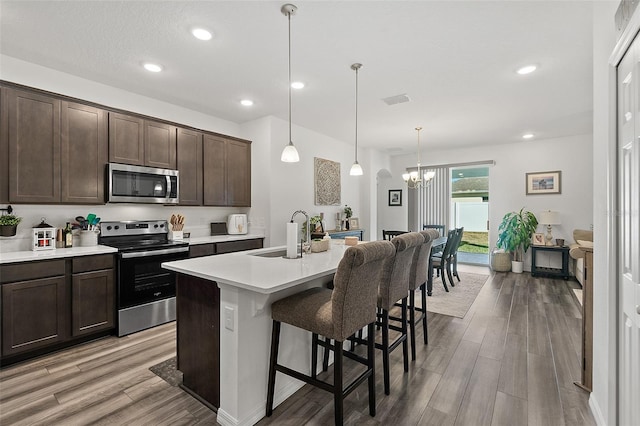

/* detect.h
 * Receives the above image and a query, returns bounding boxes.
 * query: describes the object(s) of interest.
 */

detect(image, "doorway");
[450,166,489,265]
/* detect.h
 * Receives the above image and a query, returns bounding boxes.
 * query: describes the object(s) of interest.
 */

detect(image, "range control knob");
[159,223,165,228]
[114,225,120,230]
[106,226,112,231]
[154,224,158,228]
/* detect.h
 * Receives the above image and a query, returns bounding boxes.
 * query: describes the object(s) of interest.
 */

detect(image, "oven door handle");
[120,246,189,259]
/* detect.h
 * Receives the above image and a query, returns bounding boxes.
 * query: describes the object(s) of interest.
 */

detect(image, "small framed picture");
[349,217,359,230]
[388,189,402,206]
[526,170,562,195]
[532,233,545,245]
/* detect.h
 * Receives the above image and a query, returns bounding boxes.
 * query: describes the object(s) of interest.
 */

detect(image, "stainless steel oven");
[100,220,189,336]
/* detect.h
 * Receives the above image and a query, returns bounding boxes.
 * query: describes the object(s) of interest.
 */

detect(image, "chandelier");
[402,127,435,189]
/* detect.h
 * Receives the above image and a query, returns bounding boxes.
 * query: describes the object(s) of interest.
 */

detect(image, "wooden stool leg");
[266,320,281,416]
[322,338,330,372]
[409,291,416,361]
[421,283,428,345]
[334,339,344,425]
[311,333,318,379]
[366,322,376,417]
[382,310,390,395]
[401,298,409,372]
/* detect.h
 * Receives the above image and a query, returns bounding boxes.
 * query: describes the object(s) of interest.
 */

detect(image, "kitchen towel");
[286,222,298,259]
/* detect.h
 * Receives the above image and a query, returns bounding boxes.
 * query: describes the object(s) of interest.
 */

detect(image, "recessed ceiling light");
[143,63,163,73]
[192,28,213,41]
[291,81,305,89]
[522,133,534,139]
[517,65,537,75]
[240,99,254,106]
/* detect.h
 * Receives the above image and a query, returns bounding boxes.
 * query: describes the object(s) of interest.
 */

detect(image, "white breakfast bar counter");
[162,241,350,426]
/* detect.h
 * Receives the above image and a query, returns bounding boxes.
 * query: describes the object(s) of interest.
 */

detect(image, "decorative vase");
[511,260,524,274]
[0,224,17,237]
[345,219,350,230]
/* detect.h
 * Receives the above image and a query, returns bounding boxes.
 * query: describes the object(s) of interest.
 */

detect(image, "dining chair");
[382,230,407,241]
[266,241,395,425]
[451,227,464,281]
[432,228,458,291]
[422,224,445,237]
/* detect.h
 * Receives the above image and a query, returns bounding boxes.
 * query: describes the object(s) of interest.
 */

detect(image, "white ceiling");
[0,1,594,155]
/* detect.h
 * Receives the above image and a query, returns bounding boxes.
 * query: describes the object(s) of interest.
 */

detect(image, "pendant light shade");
[280,4,300,163]
[349,63,363,176]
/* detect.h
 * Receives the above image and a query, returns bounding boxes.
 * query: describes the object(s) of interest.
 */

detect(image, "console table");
[530,245,570,279]
[311,229,364,241]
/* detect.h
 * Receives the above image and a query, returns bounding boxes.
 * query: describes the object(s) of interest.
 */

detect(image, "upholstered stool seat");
[266,241,395,425]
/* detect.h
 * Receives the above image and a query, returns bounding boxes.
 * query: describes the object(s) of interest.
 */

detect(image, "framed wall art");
[349,217,359,230]
[388,189,402,206]
[532,233,545,245]
[314,157,341,205]
[526,170,561,195]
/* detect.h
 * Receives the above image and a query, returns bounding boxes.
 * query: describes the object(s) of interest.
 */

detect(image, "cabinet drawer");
[190,244,215,258]
[72,254,114,273]
[1,259,66,283]
[216,239,263,254]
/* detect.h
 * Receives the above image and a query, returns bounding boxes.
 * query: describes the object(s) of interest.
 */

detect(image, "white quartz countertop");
[162,241,349,294]
[186,233,264,245]
[0,245,118,264]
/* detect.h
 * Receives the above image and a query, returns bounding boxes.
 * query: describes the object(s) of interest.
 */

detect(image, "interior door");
[617,35,640,426]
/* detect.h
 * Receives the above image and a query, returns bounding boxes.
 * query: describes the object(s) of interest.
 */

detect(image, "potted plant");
[0,214,22,237]
[496,208,538,273]
[343,205,353,229]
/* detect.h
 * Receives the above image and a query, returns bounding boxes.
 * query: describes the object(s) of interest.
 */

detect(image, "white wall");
[383,134,593,271]
[591,1,620,425]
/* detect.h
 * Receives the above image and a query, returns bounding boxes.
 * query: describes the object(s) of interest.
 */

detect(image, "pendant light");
[402,127,435,189]
[280,4,300,163]
[349,63,363,176]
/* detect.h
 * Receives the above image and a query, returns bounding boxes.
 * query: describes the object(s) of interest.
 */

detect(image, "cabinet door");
[203,134,227,206]
[71,269,115,337]
[7,88,61,203]
[227,140,251,207]
[145,120,176,169]
[0,87,8,204]
[2,276,68,356]
[61,102,108,204]
[108,112,144,165]
[177,128,203,205]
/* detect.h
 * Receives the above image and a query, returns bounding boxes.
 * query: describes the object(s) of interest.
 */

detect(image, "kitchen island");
[162,241,350,426]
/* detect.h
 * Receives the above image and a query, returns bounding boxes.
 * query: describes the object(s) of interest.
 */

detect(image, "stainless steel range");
[99,220,189,336]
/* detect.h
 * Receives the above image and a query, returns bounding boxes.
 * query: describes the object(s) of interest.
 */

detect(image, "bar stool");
[266,241,395,425]
[408,230,436,358]
[376,231,424,395]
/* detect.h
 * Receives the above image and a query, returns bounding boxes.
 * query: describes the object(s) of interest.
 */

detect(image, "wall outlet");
[224,306,234,331]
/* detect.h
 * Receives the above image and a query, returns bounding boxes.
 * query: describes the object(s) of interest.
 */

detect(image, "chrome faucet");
[290,210,310,253]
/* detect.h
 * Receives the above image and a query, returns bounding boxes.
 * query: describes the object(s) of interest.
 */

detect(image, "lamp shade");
[538,210,560,225]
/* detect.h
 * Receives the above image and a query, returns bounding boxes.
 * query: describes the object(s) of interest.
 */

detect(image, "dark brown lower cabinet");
[176,274,220,409]
[1,254,115,362]
[1,275,68,356]
[72,269,114,337]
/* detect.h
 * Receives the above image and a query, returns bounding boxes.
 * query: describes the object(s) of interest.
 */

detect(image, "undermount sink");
[250,249,292,258]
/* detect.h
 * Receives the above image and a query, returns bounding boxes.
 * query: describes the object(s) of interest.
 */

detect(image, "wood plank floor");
[0,265,595,426]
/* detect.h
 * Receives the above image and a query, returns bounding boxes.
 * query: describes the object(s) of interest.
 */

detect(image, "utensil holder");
[169,230,183,241]
[79,230,99,247]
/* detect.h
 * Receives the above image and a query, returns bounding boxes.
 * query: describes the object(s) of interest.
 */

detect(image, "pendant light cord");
[354,66,358,162]
[288,11,292,145]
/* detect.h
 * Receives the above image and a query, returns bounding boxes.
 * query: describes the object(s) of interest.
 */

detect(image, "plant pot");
[511,260,524,274]
[0,224,17,237]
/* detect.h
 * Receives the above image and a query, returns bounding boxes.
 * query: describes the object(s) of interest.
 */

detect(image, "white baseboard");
[589,394,607,426]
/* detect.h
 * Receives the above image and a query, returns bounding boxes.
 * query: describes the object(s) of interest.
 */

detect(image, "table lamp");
[539,210,560,246]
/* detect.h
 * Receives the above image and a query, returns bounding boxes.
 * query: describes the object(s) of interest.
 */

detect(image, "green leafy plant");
[302,215,323,237]
[0,214,22,226]
[496,208,538,262]
[343,205,353,219]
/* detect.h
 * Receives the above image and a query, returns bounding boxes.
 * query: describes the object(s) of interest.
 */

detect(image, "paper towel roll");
[286,222,298,259]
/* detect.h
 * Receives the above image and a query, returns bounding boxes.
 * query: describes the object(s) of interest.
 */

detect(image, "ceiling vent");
[382,93,411,106]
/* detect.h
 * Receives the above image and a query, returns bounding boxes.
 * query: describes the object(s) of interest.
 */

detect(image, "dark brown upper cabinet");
[177,127,203,206]
[61,102,108,204]
[145,121,176,169]
[0,87,9,204]
[109,112,176,169]
[203,135,251,207]
[6,88,61,203]
[108,112,144,166]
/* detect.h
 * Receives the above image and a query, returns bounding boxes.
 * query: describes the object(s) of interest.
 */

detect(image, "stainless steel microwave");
[107,163,179,204]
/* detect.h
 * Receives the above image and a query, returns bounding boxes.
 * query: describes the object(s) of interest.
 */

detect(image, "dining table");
[427,235,448,296]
